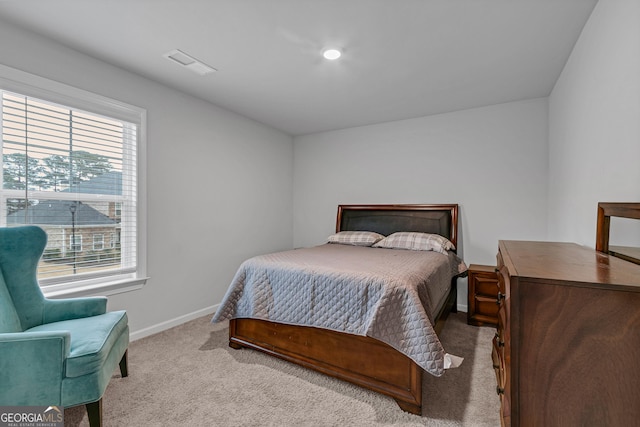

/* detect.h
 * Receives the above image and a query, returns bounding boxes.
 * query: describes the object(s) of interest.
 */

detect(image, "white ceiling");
[0,0,598,136]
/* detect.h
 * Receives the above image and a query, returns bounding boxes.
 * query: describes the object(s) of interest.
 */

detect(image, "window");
[0,64,147,296]
[93,233,104,251]
[110,232,119,249]
[70,234,82,252]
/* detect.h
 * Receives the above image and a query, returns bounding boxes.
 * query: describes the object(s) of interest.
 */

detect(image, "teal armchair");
[0,226,129,426]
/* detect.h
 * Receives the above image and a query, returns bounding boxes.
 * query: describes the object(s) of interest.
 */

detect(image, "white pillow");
[373,232,455,254]
[327,231,385,247]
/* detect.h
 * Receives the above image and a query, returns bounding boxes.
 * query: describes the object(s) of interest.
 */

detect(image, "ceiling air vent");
[163,49,217,75]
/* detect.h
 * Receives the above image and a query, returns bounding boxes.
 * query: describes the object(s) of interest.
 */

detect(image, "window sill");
[42,276,149,299]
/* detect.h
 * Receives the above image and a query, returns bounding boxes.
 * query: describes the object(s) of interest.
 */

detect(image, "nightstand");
[467,264,499,326]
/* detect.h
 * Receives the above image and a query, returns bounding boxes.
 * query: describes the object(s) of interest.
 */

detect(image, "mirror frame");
[596,202,640,265]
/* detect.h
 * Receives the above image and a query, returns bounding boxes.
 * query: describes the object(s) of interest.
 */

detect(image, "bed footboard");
[227,279,458,415]
[229,318,424,414]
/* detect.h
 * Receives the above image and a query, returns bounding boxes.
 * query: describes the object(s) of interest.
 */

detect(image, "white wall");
[548,0,640,246]
[293,98,549,308]
[0,19,294,337]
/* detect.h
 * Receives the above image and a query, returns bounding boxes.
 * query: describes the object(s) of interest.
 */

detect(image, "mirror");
[596,203,640,265]
[608,216,640,264]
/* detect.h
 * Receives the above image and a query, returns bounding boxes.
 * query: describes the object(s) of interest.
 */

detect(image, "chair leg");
[85,350,126,427]
[86,399,102,427]
[119,350,129,378]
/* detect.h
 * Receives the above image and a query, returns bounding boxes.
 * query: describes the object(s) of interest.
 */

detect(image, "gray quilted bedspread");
[212,244,467,376]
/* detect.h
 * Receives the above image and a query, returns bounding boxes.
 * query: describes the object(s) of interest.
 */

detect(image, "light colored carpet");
[64,312,501,426]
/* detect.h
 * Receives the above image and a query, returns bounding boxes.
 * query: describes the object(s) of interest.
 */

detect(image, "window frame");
[93,233,104,251]
[70,234,83,252]
[0,64,147,298]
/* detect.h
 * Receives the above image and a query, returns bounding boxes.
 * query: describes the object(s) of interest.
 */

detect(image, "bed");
[212,204,467,415]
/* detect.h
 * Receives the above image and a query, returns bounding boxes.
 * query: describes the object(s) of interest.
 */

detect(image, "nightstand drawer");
[474,294,499,318]
[467,264,499,326]
[475,276,499,297]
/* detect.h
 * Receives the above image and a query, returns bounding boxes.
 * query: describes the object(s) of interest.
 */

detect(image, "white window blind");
[0,70,145,294]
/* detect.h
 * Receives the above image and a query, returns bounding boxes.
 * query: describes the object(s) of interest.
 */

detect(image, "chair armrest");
[43,296,108,323]
[0,331,70,405]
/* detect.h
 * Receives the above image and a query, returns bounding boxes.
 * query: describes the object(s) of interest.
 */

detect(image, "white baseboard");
[130,304,219,341]
[457,303,468,313]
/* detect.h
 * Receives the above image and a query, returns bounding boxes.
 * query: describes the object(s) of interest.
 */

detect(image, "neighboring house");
[65,171,123,222]
[6,171,123,275]
[67,171,121,195]
[6,200,119,259]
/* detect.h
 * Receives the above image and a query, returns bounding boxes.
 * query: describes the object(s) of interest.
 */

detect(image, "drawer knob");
[496,292,505,304]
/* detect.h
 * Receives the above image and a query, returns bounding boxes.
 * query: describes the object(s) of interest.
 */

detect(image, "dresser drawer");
[495,248,511,425]
[492,332,505,389]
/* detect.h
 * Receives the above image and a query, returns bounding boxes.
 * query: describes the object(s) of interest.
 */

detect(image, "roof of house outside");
[65,171,122,195]
[7,200,117,226]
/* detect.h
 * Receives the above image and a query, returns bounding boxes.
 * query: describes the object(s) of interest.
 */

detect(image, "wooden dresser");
[494,240,640,427]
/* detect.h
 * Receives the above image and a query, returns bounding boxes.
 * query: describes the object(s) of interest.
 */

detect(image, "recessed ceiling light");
[163,49,217,75]
[322,48,342,60]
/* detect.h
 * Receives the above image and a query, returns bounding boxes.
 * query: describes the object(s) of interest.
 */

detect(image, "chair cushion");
[27,310,128,378]
[0,272,22,333]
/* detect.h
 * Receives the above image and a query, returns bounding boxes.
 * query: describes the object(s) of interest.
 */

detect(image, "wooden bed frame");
[228,204,462,415]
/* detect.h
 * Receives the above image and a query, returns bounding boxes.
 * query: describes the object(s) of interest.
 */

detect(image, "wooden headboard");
[336,204,459,250]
